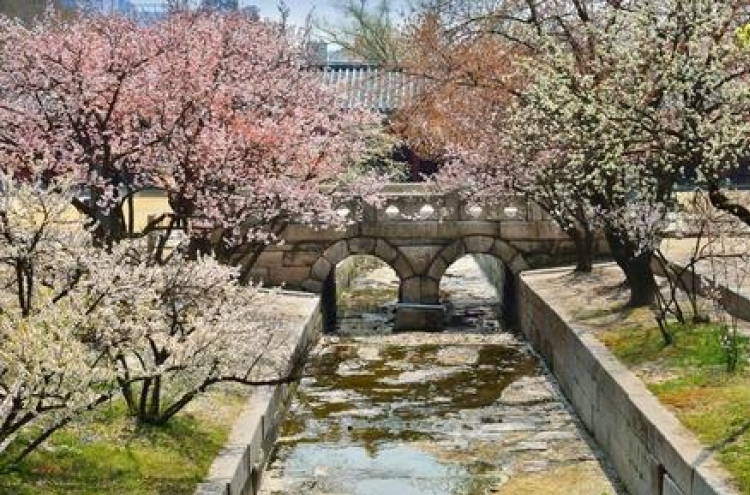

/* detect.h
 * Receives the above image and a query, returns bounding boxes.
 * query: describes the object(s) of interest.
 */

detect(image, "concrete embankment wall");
[516,268,738,495]
[195,291,322,495]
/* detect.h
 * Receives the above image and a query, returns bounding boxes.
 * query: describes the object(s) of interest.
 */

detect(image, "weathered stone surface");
[195,482,229,495]
[379,367,461,385]
[249,187,611,293]
[536,220,569,240]
[323,240,349,265]
[374,239,399,262]
[283,250,322,267]
[519,268,740,495]
[436,346,480,366]
[500,221,538,240]
[357,346,381,361]
[439,240,467,265]
[427,255,449,280]
[420,277,440,304]
[509,254,530,273]
[491,239,518,263]
[393,305,444,331]
[499,376,555,405]
[398,245,442,274]
[281,223,355,243]
[263,267,310,286]
[301,279,323,293]
[400,277,422,303]
[662,474,686,495]
[348,237,377,255]
[362,222,441,239]
[452,220,499,237]
[311,258,332,281]
[531,431,577,441]
[510,441,550,451]
[401,276,440,304]
[255,250,284,266]
[392,255,413,279]
[463,235,495,253]
[692,465,739,495]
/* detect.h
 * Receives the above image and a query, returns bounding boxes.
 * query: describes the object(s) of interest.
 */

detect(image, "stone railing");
[330,184,534,224]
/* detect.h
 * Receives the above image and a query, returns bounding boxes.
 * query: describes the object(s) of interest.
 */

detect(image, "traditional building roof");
[315,62,423,113]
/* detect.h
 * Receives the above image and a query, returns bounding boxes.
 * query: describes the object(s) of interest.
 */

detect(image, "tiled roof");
[315,63,424,113]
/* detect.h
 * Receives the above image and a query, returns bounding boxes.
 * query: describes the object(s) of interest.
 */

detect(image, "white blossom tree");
[89,248,296,425]
[410,0,750,305]
[0,179,116,466]
[0,178,300,464]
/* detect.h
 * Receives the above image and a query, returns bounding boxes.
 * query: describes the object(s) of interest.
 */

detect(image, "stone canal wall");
[517,267,738,495]
[195,291,322,495]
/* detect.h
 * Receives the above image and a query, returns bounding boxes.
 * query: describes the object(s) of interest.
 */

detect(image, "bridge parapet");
[332,185,532,224]
[249,184,606,331]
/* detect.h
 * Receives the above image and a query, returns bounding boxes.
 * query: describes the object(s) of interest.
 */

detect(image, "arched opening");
[428,237,527,330]
[307,238,410,333]
[324,255,399,335]
[440,254,511,330]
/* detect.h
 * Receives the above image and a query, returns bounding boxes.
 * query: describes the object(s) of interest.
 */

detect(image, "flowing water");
[260,257,625,495]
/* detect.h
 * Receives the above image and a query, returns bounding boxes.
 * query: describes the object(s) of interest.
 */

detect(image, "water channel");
[260,256,626,495]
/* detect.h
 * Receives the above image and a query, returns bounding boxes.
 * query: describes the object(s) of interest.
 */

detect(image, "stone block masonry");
[194,291,322,495]
[244,185,610,330]
[518,268,739,495]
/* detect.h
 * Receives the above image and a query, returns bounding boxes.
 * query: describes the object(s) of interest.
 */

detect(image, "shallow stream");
[260,257,625,495]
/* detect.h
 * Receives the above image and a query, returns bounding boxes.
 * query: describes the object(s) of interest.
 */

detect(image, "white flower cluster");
[0,179,290,464]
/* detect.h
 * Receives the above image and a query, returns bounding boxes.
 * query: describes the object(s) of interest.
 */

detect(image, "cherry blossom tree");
[0,11,376,270]
[0,179,116,467]
[396,4,599,270]
[402,0,750,305]
[89,248,298,426]
[0,177,304,462]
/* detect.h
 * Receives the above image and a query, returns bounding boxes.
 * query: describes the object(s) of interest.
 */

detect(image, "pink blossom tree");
[0,11,375,268]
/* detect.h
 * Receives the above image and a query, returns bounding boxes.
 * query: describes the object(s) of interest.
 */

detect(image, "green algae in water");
[265,259,550,495]
[268,340,539,494]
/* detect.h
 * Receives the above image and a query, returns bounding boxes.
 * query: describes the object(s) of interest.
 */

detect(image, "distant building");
[240,5,260,20]
[306,41,328,65]
[60,0,259,19]
[314,61,436,180]
[60,0,136,14]
[131,2,167,22]
[200,0,238,11]
[316,61,423,114]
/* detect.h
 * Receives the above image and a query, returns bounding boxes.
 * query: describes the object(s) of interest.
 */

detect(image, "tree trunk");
[606,230,657,307]
[568,224,594,273]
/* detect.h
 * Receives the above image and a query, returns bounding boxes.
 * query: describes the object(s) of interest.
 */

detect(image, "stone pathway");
[260,257,625,495]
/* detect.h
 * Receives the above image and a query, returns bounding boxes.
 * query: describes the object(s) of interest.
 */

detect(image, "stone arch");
[301,237,412,293]
[425,235,529,283]
[426,235,528,328]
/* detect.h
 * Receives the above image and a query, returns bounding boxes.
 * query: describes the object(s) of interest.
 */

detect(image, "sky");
[248,0,347,26]
[127,0,411,28]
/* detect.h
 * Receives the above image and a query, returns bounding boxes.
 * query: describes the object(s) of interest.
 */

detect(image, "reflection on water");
[282,444,467,495]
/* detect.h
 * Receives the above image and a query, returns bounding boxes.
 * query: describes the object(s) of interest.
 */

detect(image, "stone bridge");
[248,184,604,331]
